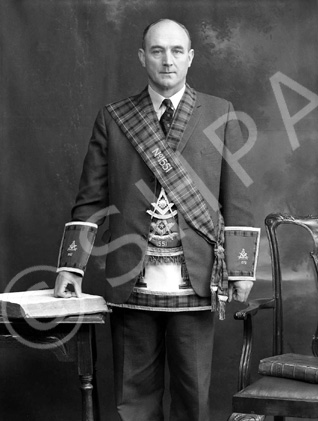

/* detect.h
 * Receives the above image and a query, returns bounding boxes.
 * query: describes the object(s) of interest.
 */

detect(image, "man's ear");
[188,49,194,67]
[138,49,146,67]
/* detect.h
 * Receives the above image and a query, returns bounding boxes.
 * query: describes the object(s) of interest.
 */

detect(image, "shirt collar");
[148,85,186,114]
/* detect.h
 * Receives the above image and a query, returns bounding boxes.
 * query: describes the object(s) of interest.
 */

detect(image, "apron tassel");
[210,213,229,320]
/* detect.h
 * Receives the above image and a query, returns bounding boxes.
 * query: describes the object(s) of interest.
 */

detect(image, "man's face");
[138,20,194,97]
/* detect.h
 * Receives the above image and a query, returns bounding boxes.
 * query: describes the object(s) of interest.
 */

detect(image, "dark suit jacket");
[72,87,254,303]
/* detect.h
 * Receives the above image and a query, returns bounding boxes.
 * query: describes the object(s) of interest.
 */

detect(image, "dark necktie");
[159,99,174,136]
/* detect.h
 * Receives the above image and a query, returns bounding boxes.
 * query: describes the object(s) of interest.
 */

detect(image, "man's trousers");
[110,307,216,421]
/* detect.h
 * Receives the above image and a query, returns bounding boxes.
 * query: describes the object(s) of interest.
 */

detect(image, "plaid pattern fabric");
[106,85,229,319]
[108,288,211,312]
[106,85,217,246]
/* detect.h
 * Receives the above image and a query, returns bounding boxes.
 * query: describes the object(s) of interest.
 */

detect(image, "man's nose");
[162,51,173,66]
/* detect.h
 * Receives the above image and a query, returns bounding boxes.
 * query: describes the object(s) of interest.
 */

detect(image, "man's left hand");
[228,280,253,303]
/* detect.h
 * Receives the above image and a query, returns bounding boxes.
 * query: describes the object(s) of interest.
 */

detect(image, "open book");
[0,289,109,319]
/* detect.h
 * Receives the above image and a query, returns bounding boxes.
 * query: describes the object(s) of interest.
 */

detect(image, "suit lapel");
[177,99,202,154]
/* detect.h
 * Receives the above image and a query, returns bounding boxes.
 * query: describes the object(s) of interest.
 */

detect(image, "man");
[55,19,258,421]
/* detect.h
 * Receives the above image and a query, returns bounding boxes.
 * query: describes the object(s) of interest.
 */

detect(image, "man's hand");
[54,271,82,298]
[228,280,253,303]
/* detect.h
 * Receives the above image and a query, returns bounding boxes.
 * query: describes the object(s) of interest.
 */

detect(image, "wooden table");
[0,312,109,421]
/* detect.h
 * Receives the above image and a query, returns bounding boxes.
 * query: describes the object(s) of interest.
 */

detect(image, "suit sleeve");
[219,101,254,227]
[219,102,260,281]
[71,108,109,225]
[56,108,109,275]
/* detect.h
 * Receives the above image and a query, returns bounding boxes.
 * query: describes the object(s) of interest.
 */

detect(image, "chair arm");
[234,298,275,390]
[234,298,275,320]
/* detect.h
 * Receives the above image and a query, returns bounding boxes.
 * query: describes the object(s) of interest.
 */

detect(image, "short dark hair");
[141,19,192,50]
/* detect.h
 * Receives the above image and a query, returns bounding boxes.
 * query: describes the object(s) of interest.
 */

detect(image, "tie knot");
[162,99,173,110]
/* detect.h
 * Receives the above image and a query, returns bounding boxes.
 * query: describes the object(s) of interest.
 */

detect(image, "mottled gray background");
[1,1,318,420]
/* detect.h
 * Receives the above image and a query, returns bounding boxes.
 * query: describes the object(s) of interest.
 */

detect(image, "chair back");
[265,213,318,357]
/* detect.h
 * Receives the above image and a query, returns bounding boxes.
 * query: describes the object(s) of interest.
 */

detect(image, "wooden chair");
[228,213,318,421]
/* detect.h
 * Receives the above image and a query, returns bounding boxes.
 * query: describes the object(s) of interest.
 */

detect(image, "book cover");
[0,289,109,319]
[259,353,318,384]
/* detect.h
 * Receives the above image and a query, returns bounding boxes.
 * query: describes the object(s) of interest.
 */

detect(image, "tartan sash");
[106,85,228,319]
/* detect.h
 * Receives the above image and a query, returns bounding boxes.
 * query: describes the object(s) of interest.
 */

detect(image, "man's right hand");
[54,271,83,298]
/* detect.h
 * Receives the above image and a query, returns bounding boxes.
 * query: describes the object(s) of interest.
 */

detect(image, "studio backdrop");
[1,1,318,420]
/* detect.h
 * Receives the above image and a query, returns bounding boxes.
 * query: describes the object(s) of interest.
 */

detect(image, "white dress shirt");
[148,84,186,120]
